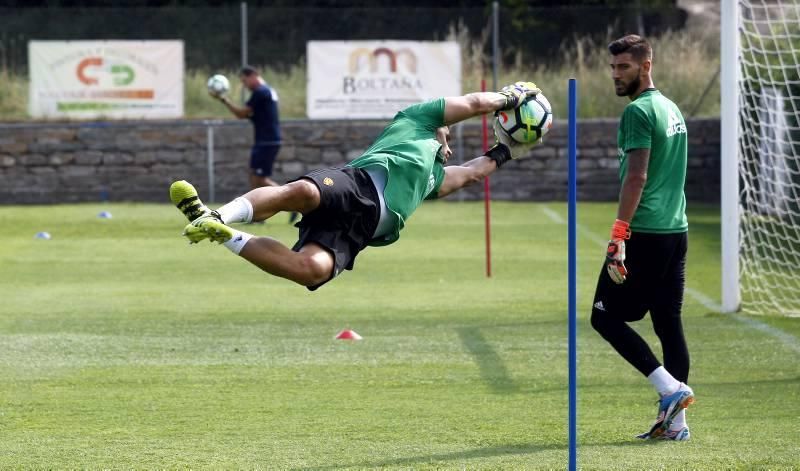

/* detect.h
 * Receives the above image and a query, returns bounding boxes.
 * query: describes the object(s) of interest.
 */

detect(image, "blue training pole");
[567,78,578,471]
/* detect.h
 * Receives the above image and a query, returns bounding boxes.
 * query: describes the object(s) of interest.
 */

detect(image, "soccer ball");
[207,74,230,96]
[495,92,553,145]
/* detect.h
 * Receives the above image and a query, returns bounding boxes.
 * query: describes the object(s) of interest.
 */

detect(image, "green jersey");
[617,89,688,233]
[348,98,447,246]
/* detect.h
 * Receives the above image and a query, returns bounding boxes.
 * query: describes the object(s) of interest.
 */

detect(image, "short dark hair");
[608,35,652,63]
[239,65,258,77]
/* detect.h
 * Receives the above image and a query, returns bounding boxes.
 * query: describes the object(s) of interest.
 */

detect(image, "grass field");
[1,201,798,469]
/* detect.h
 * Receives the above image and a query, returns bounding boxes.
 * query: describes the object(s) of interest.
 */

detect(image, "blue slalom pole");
[567,78,578,471]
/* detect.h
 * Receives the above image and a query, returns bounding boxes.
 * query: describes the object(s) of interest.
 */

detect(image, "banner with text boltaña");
[306,40,461,120]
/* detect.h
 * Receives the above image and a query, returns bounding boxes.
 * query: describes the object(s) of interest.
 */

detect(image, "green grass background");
[0,202,797,469]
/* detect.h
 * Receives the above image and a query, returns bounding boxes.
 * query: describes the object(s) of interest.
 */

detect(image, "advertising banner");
[307,40,461,119]
[29,40,184,119]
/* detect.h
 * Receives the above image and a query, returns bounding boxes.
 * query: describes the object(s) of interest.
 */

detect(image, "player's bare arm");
[605,148,649,284]
[443,82,541,125]
[443,93,508,124]
[436,157,497,198]
[617,148,650,222]
[216,94,253,119]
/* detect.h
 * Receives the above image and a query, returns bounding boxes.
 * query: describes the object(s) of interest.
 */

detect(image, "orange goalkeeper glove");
[606,219,631,284]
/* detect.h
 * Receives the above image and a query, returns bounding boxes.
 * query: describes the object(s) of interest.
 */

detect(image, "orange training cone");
[335,329,363,340]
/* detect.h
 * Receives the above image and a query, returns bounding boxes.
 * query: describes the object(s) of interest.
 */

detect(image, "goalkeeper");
[590,35,693,441]
[169,83,538,290]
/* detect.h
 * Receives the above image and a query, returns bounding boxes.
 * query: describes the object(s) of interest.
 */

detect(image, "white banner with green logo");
[29,40,184,119]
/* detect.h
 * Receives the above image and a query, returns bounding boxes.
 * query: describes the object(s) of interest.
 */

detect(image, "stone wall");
[0,118,720,204]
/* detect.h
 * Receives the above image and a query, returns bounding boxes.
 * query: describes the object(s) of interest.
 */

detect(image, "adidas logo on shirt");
[666,109,687,137]
[426,173,436,195]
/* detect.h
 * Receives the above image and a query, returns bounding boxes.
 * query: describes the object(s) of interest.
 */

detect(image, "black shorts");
[250,144,280,177]
[592,231,687,322]
[291,167,380,291]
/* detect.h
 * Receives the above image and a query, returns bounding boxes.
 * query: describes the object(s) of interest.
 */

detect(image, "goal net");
[735,0,800,316]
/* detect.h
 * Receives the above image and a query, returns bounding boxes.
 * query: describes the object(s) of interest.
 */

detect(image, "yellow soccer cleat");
[183,218,235,244]
[170,180,218,222]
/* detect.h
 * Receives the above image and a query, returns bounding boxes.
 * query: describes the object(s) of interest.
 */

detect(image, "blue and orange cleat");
[637,425,691,441]
[638,384,695,440]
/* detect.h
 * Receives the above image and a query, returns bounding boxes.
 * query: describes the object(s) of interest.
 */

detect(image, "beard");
[615,75,641,97]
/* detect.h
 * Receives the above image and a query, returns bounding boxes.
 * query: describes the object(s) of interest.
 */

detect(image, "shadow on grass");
[298,438,658,470]
[456,327,518,394]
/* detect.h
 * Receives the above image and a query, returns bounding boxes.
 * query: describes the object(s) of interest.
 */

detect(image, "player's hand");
[208,90,225,101]
[606,219,631,284]
[486,120,522,167]
[492,117,537,161]
[493,118,517,150]
[498,81,541,110]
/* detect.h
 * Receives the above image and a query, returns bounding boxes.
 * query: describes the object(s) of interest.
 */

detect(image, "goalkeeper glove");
[486,119,523,167]
[498,81,541,111]
[606,219,631,284]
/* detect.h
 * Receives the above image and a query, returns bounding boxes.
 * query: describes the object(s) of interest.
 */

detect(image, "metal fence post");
[205,121,217,203]
[240,1,248,104]
[455,122,465,202]
[492,1,499,92]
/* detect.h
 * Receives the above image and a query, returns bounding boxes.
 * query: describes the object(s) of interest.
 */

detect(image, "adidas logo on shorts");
[593,301,606,311]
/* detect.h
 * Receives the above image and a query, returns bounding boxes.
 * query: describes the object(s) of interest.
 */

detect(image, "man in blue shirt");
[213,66,282,190]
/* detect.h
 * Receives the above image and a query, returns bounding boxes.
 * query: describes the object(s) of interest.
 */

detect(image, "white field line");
[540,205,566,225]
[540,205,606,246]
[540,205,800,354]
[683,287,724,312]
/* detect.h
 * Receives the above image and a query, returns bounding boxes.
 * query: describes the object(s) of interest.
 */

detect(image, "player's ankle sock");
[669,409,687,431]
[647,366,681,396]
[222,230,253,255]
[217,197,253,224]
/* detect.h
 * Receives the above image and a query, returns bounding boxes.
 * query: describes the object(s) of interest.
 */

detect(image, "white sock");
[647,366,681,396]
[217,197,253,224]
[670,409,687,431]
[222,230,253,255]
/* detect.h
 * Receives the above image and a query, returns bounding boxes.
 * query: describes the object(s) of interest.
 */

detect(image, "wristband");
[486,143,511,168]
[611,219,631,240]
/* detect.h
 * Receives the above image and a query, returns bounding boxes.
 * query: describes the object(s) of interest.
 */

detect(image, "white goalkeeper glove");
[486,119,522,167]
[493,118,517,149]
[498,81,541,110]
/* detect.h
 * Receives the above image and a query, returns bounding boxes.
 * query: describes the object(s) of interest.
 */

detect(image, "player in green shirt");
[590,35,694,441]
[168,82,538,290]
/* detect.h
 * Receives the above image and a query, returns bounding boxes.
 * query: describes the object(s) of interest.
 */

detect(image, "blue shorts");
[250,144,280,177]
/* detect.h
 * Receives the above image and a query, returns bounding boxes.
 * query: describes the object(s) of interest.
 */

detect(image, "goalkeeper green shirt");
[617,89,688,233]
[348,98,447,246]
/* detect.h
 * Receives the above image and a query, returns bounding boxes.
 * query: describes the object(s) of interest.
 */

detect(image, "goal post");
[722,0,800,316]
[721,0,740,313]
